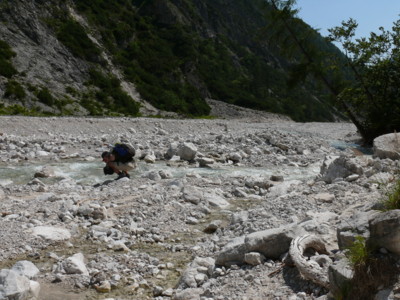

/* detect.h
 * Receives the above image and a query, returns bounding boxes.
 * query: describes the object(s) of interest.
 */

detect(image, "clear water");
[330,140,373,155]
[0,160,321,186]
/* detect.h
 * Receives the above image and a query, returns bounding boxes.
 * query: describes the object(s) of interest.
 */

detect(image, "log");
[289,234,332,288]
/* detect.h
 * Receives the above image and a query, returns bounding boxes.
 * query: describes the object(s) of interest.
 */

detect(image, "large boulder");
[58,253,89,276]
[177,142,197,161]
[11,261,39,280]
[215,223,306,266]
[369,210,400,255]
[328,258,354,299]
[336,210,379,250]
[318,155,363,183]
[373,133,400,160]
[32,226,71,241]
[0,269,33,300]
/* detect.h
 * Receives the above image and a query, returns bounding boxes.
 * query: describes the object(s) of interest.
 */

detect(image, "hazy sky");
[295,0,400,39]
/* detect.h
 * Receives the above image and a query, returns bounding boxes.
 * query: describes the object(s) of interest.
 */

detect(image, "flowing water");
[0,159,322,187]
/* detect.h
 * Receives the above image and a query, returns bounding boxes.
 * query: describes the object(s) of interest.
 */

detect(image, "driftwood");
[289,234,332,288]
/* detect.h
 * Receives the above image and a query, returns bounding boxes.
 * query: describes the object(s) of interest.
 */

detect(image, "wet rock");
[144,153,156,163]
[166,142,179,159]
[34,166,55,178]
[197,157,215,167]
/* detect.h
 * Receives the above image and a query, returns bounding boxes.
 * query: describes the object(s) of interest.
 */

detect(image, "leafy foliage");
[267,0,400,143]
[36,87,56,106]
[87,68,140,116]
[346,236,370,267]
[0,40,18,78]
[48,17,102,63]
[5,80,26,100]
[71,0,340,120]
[343,235,398,300]
[0,103,40,116]
[328,19,400,143]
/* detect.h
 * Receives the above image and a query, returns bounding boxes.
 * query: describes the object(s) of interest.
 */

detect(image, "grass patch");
[345,236,370,267]
[381,178,400,210]
[341,236,399,300]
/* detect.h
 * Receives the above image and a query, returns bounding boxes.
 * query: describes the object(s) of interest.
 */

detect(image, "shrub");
[0,104,38,116]
[37,87,55,106]
[345,236,370,268]
[381,178,400,210]
[0,40,16,60]
[0,59,18,78]
[5,80,26,100]
[55,19,102,63]
[344,235,398,299]
[0,40,18,78]
[87,68,140,116]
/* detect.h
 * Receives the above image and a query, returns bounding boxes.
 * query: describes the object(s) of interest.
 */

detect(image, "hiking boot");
[115,172,130,180]
[115,173,127,180]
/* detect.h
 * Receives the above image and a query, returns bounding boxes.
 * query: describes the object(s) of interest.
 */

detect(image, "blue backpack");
[112,143,135,163]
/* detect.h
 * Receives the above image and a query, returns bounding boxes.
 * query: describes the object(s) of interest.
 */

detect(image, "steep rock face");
[0,0,341,119]
[0,1,88,112]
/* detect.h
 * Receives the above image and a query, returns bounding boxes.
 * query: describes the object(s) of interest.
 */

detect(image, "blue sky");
[295,0,400,40]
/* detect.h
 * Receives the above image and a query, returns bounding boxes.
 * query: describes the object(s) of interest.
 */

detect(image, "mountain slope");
[0,0,343,121]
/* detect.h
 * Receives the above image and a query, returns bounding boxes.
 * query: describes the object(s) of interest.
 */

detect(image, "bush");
[0,40,16,60]
[5,80,26,100]
[87,68,140,116]
[37,87,55,106]
[0,59,18,78]
[0,104,38,116]
[344,235,398,300]
[55,19,102,62]
[381,178,400,210]
[0,40,17,78]
[346,236,370,268]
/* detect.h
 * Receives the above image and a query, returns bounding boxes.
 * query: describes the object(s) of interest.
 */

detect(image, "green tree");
[328,19,400,143]
[266,0,400,144]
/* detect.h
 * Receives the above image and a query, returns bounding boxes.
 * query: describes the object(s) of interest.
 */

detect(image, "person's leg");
[108,161,135,179]
[113,162,135,177]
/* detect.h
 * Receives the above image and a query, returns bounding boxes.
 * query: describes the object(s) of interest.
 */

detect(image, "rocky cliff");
[0,0,341,120]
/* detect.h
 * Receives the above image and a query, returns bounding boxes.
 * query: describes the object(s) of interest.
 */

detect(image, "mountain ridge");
[0,0,343,121]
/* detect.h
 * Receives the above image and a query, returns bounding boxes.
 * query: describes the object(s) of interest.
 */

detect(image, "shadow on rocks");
[93,179,114,188]
[281,262,328,297]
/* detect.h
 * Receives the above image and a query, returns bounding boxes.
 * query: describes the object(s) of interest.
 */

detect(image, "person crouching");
[102,151,135,180]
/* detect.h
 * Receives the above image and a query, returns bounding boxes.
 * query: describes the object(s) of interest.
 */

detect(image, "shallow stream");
[0,159,322,187]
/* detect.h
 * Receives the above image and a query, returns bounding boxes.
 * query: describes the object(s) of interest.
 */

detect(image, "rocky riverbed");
[0,105,399,300]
